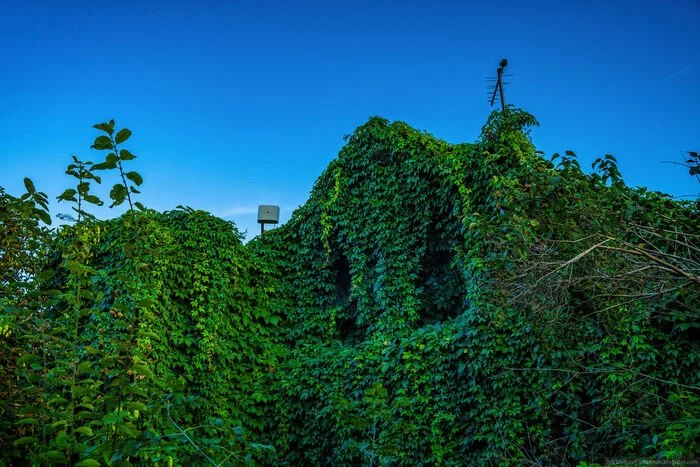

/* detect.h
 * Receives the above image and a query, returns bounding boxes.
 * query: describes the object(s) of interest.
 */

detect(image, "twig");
[611,364,700,392]
[600,238,700,287]
[529,238,611,290]
[166,403,218,466]
[504,366,699,392]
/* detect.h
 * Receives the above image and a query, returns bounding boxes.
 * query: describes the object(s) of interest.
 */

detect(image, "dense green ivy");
[2,109,698,465]
[39,209,278,465]
[2,208,280,466]
[251,108,699,465]
[1,122,279,466]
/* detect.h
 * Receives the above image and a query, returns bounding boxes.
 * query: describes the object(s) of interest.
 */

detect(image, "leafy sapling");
[90,120,144,213]
[57,155,104,222]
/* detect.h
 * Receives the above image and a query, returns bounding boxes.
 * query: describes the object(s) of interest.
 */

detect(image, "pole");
[498,66,505,111]
[490,77,499,107]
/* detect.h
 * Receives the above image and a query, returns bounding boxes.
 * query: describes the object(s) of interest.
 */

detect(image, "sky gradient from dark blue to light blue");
[1,0,699,240]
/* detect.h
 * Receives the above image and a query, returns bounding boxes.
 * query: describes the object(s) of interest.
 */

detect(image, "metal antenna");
[487,58,511,111]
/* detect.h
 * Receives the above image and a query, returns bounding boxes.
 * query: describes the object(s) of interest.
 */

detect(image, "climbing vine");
[1,121,277,466]
[2,108,698,465]
[251,107,699,465]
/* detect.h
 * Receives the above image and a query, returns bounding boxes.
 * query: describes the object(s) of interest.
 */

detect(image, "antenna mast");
[487,58,511,111]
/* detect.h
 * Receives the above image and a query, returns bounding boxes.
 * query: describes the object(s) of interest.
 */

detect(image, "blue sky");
[1,0,698,240]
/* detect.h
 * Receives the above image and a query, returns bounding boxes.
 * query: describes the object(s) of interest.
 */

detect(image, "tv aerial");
[487,58,512,111]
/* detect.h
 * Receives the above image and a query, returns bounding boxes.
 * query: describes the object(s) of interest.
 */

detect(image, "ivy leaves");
[3,118,285,466]
[3,110,697,465]
[254,109,700,464]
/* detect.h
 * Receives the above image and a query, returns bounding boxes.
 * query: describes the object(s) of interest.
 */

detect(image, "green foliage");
[57,155,104,221]
[0,184,53,458]
[2,109,698,465]
[1,121,278,465]
[91,120,142,211]
[251,107,699,464]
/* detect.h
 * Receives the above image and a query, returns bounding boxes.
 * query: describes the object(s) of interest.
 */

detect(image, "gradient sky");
[1,0,699,240]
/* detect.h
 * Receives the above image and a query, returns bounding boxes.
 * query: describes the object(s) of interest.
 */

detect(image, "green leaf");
[76,426,94,436]
[125,171,143,186]
[37,209,51,225]
[74,459,101,467]
[249,443,275,452]
[142,331,160,341]
[55,429,69,448]
[13,436,37,446]
[57,188,77,202]
[77,361,92,374]
[132,365,153,377]
[125,385,147,397]
[34,193,50,211]
[127,402,147,412]
[92,135,113,151]
[93,122,114,135]
[37,269,56,281]
[75,410,95,421]
[92,154,118,171]
[83,194,103,206]
[77,181,90,196]
[102,412,120,425]
[44,451,67,463]
[17,417,39,425]
[109,184,127,208]
[23,177,36,194]
[17,354,38,365]
[120,149,137,161]
[117,422,140,438]
[115,128,132,144]
[47,396,68,406]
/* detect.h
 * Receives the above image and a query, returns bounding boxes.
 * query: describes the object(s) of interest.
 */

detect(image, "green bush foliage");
[1,122,277,466]
[0,183,53,458]
[1,109,698,465]
[250,108,699,465]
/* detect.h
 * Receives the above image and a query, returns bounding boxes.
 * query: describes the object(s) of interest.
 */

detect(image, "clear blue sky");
[2,0,698,240]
